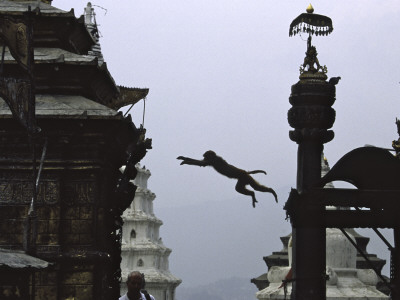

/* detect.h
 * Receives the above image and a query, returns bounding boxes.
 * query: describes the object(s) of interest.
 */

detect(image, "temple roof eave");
[2,48,97,65]
[0,1,72,15]
[0,1,95,54]
[0,4,147,110]
[2,49,121,108]
[111,86,149,111]
[0,94,121,120]
[0,248,51,270]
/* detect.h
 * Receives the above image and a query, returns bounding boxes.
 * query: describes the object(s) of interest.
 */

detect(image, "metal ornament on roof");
[290,4,333,80]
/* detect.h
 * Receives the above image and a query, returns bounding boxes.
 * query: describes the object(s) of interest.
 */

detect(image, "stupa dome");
[326,228,356,269]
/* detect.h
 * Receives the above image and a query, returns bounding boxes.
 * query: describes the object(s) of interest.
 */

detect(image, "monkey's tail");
[247,170,267,175]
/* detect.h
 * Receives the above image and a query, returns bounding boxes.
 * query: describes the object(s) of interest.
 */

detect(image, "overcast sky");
[56,0,399,290]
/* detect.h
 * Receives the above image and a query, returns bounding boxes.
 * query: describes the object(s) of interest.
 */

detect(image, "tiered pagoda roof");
[0,0,148,114]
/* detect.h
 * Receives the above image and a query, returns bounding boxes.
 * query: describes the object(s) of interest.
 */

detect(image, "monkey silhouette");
[177,150,278,207]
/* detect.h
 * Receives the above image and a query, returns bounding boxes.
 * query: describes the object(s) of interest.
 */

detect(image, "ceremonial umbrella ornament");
[289,4,333,80]
[289,4,333,38]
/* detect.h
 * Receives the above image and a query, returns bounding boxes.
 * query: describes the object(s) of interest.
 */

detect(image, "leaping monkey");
[177,150,278,207]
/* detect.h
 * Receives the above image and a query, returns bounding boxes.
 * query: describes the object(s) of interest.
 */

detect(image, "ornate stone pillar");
[288,76,336,300]
[287,5,337,300]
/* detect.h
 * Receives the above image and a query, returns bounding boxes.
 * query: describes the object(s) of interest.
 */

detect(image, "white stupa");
[120,164,181,300]
[256,229,389,300]
[256,155,389,300]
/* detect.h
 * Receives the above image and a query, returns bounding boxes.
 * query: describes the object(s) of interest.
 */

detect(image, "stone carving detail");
[288,106,335,129]
[289,128,334,144]
[16,25,27,59]
[38,181,59,204]
[0,179,59,205]
[63,181,97,206]
[288,80,336,144]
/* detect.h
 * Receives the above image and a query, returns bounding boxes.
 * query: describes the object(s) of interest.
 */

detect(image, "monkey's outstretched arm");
[247,170,267,175]
[177,156,209,167]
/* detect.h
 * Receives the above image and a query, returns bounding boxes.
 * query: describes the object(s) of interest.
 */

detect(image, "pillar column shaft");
[288,79,336,300]
[293,141,325,300]
[393,228,400,300]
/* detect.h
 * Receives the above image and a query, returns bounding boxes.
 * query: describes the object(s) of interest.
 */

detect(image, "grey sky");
[57,0,399,289]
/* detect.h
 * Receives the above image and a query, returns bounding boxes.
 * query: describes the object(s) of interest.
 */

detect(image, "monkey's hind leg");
[249,180,278,203]
[235,181,258,208]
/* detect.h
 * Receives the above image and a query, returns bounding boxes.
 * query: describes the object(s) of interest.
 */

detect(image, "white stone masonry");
[256,229,389,300]
[120,164,181,300]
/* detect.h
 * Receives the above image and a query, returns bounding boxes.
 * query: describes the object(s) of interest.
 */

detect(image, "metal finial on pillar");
[289,5,333,81]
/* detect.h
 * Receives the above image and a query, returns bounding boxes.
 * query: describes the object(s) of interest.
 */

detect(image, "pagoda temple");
[0,1,149,299]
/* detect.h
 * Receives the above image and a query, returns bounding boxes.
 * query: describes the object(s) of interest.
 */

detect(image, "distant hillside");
[176,277,259,300]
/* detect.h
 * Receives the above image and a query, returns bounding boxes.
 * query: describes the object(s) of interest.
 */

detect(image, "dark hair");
[127,271,143,283]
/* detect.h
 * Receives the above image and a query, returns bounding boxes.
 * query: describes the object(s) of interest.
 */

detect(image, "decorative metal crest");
[299,45,327,76]
[289,12,333,38]
[289,4,333,80]
[318,147,400,190]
